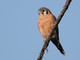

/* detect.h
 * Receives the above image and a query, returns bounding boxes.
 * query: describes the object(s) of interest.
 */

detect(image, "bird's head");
[38,7,52,15]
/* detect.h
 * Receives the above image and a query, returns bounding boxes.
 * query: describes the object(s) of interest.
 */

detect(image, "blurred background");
[0,0,80,60]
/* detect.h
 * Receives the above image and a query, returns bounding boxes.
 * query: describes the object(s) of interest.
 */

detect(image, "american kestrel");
[38,7,65,55]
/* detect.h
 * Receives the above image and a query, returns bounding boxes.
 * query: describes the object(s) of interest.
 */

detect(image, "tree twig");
[37,0,72,60]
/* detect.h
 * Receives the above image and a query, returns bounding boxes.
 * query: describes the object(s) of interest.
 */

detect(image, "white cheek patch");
[44,11,47,15]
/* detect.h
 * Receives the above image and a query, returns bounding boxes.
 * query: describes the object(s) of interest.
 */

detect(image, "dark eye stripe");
[46,11,48,14]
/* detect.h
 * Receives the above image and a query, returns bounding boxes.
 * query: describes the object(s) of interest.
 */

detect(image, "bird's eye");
[42,10,45,12]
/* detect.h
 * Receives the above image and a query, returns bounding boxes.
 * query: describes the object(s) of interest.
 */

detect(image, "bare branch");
[37,0,72,60]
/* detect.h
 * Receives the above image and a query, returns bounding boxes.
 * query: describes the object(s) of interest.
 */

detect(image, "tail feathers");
[57,43,65,55]
[51,40,65,55]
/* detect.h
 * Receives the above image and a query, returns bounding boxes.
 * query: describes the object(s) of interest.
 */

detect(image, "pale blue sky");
[0,0,80,60]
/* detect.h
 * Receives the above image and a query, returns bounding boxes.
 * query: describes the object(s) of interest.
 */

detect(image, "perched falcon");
[38,7,65,55]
